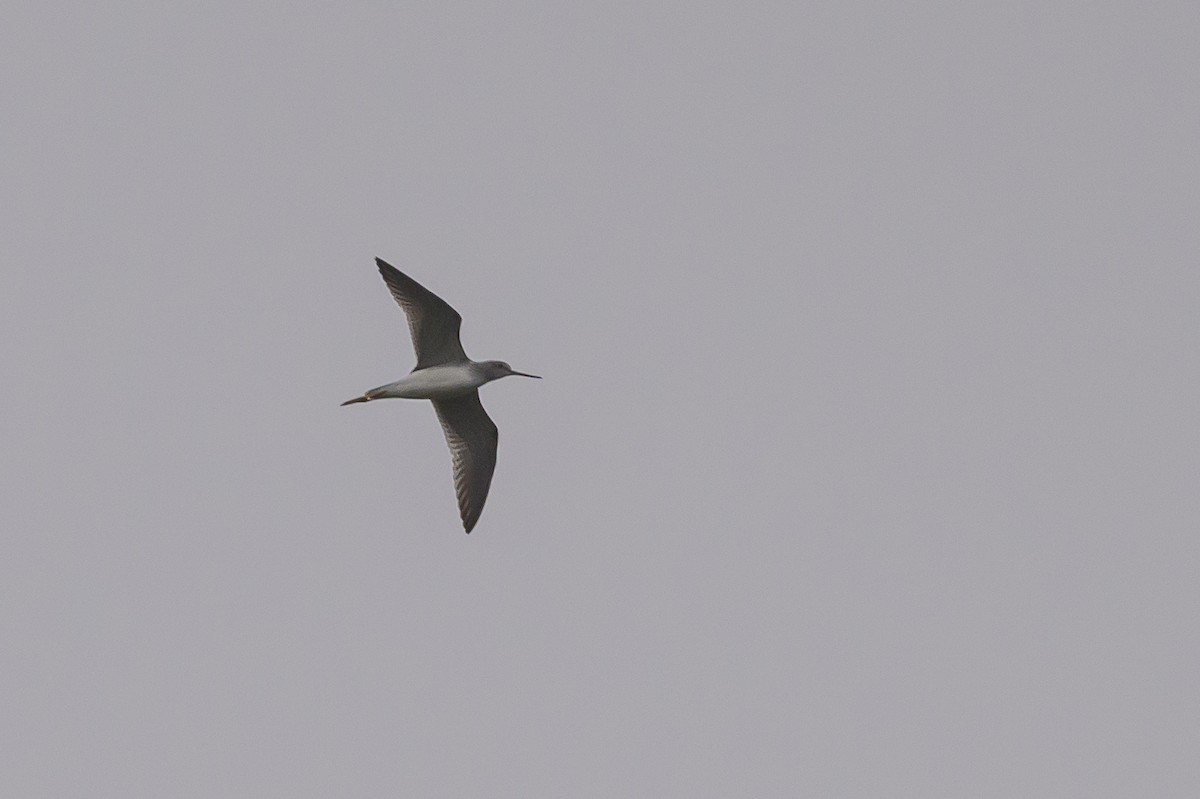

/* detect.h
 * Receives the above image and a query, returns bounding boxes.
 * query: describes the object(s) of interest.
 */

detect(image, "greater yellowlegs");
[343,258,540,533]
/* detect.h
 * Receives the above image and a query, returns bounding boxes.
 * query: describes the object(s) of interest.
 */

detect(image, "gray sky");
[4,2,1199,796]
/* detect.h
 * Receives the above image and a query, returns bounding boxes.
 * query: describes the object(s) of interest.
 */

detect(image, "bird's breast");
[379,364,484,399]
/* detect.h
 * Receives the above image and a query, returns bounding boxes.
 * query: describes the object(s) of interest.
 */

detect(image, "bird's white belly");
[378,364,483,399]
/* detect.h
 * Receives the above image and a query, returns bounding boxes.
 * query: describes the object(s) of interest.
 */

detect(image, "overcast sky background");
[4,2,1199,796]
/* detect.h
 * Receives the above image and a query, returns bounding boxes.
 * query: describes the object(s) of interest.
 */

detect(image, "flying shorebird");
[342,258,541,533]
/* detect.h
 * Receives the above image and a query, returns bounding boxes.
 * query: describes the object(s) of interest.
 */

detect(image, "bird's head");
[480,360,542,381]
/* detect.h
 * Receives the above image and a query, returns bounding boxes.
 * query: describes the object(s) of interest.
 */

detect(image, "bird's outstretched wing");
[376,258,468,369]
[432,391,498,533]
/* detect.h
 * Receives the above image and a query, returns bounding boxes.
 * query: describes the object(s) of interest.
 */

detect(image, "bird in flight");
[342,258,541,533]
